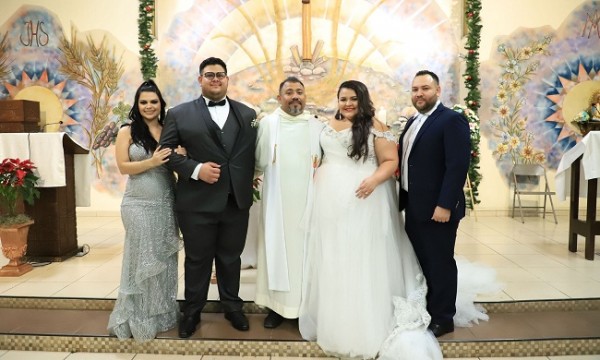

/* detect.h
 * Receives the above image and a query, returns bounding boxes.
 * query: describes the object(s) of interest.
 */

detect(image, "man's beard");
[414,99,436,113]
[288,103,302,115]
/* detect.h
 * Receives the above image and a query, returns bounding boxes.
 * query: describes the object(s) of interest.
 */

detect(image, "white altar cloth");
[555,131,600,201]
[0,132,91,206]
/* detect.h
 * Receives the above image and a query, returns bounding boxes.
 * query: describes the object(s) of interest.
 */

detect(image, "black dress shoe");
[428,322,454,337]
[263,310,284,329]
[224,311,249,331]
[178,315,199,338]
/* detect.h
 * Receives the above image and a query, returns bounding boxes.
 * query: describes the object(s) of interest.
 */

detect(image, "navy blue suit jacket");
[398,103,470,222]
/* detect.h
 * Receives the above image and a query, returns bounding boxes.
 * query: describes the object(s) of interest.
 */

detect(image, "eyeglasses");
[202,72,227,80]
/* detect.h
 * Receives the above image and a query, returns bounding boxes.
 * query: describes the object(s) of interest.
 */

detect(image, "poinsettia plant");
[0,158,40,226]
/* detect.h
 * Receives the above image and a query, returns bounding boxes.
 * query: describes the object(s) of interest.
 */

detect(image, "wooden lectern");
[0,100,40,132]
[0,99,89,262]
[25,136,88,261]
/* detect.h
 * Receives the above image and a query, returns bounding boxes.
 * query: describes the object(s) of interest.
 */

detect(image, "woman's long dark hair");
[336,80,375,161]
[127,80,167,154]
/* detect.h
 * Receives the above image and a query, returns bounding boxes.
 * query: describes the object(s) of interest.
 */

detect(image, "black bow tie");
[208,99,226,107]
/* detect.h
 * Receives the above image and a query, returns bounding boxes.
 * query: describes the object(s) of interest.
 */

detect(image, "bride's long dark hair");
[335,80,375,161]
[127,80,167,154]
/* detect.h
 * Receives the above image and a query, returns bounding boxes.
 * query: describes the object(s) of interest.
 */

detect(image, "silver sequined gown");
[107,143,181,342]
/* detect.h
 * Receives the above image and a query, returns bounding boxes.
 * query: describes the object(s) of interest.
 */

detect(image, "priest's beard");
[288,103,302,115]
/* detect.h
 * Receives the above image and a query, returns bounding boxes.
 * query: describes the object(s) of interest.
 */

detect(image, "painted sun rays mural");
[158,0,460,118]
[0,8,88,136]
[480,0,600,179]
[0,0,461,195]
[0,5,136,191]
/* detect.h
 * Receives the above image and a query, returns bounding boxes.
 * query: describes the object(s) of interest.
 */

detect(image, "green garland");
[462,0,482,207]
[138,0,157,80]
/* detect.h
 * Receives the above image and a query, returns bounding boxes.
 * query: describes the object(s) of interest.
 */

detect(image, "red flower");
[0,158,40,218]
[15,169,26,181]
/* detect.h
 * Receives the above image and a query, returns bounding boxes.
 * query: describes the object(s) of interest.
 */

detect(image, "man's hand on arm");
[198,162,221,184]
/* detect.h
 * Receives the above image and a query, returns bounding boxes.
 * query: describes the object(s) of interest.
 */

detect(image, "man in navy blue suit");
[398,70,470,337]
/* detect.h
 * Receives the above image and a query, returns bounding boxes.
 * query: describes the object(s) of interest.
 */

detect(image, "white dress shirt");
[191,96,230,180]
[401,101,440,191]
[204,96,230,129]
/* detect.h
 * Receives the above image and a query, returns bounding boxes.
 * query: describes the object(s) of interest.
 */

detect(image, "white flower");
[508,80,522,93]
[534,152,546,163]
[496,89,508,103]
[519,47,532,60]
[496,143,509,155]
[521,145,534,159]
[505,59,520,74]
[509,136,520,149]
[497,105,510,118]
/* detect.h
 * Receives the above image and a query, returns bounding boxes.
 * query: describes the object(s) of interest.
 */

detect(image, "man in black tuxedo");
[398,70,470,337]
[160,57,257,337]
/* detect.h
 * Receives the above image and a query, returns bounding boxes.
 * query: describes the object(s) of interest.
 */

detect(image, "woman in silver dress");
[107,80,182,342]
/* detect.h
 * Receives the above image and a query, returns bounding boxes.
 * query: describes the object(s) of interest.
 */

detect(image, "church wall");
[477,0,587,214]
[0,0,595,216]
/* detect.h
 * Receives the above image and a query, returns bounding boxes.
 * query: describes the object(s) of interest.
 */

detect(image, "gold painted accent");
[59,29,124,175]
[302,0,312,61]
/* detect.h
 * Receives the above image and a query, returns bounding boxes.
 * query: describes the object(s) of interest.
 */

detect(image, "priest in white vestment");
[255,77,324,328]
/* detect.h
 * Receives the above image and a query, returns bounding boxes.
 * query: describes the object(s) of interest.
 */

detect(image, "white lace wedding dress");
[299,125,498,359]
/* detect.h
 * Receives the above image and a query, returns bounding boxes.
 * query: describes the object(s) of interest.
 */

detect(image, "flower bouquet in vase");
[571,110,600,136]
[0,158,40,276]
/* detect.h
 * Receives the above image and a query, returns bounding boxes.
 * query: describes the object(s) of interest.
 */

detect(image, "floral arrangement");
[0,158,40,226]
[572,110,590,126]
[490,36,552,165]
[452,104,481,207]
[571,109,600,136]
[570,89,600,136]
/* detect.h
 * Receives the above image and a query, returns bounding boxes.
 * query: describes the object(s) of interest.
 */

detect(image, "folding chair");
[511,164,558,224]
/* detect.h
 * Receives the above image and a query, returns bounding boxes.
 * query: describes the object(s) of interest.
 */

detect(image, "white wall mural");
[158,0,460,118]
[480,0,600,181]
[0,0,462,197]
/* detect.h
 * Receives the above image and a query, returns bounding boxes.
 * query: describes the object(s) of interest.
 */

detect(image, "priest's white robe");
[254,108,324,318]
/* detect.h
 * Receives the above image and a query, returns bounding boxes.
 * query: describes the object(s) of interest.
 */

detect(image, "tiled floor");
[1,213,600,359]
[0,353,599,360]
[1,213,599,301]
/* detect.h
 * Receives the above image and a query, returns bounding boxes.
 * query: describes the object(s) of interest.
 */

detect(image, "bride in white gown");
[299,80,497,359]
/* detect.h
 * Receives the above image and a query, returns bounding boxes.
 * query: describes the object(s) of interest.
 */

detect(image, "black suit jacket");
[398,103,470,222]
[160,96,257,213]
